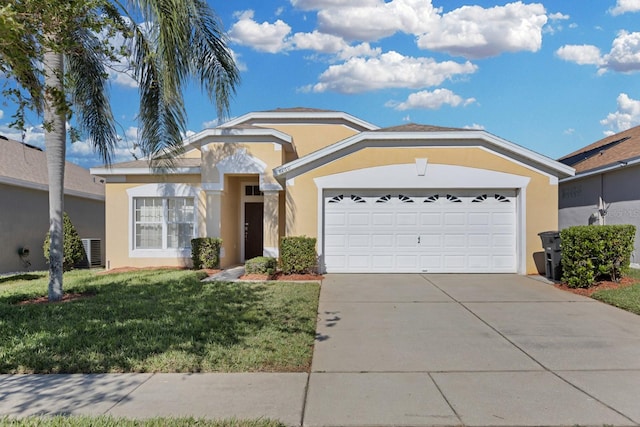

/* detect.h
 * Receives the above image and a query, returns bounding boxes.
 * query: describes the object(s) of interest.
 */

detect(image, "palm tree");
[1,0,239,300]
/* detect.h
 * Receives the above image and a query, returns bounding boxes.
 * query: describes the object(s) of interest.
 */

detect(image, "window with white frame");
[134,197,194,250]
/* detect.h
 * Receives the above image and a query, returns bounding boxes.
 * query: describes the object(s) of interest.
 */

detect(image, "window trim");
[127,184,200,258]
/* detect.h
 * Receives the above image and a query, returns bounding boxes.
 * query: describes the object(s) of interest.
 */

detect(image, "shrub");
[560,224,636,288]
[245,256,277,275]
[191,237,222,269]
[280,236,317,274]
[43,212,85,271]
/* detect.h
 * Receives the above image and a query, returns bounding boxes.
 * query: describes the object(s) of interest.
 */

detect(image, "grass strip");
[0,270,319,373]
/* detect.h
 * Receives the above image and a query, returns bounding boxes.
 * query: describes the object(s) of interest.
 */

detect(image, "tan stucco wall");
[258,124,360,157]
[285,146,558,274]
[104,180,205,269]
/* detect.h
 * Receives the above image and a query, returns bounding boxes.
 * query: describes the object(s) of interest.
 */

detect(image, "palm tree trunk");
[43,49,66,301]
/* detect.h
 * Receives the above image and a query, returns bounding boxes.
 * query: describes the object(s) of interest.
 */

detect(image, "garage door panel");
[396,254,419,268]
[397,213,418,225]
[444,212,466,225]
[444,234,466,247]
[372,213,393,225]
[326,212,346,226]
[396,234,418,248]
[444,255,465,269]
[468,255,490,268]
[348,213,370,226]
[372,234,394,248]
[348,234,370,247]
[468,234,491,248]
[493,212,515,225]
[324,190,517,273]
[420,213,442,226]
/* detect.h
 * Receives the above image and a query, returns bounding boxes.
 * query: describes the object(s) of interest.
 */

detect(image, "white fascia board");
[559,157,640,183]
[274,130,575,180]
[184,127,294,151]
[90,167,200,176]
[219,111,379,131]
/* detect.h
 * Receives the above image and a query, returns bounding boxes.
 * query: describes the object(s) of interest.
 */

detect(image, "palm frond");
[187,0,239,119]
[132,24,186,166]
[66,26,118,165]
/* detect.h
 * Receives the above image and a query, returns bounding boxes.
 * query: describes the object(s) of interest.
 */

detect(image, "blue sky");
[3,0,640,168]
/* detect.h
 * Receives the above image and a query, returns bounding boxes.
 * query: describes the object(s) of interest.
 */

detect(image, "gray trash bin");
[538,231,562,281]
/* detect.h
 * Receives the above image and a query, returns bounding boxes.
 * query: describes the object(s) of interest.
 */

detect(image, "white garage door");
[324,190,517,273]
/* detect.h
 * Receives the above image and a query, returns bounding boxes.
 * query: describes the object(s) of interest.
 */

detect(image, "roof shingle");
[0,137,104,198]
[558,126,640,173]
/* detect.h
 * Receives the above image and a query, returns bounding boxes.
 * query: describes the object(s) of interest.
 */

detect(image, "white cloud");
[603,31,640,72]
[386,89,476,111]
[464,123,485,130]
[290,0,377,11]
[315,0,441,42]
[416,2,548,59]
[556,44,603,65]
[564,128,575,135]
[98,18,138,89]
[290,32,380,59]
[307,51,477,94]
[610,0,640,15]
[0,110,3,120]
[228,10,292,53]
[0,124,45,147]
[549,12,570,20]
[558,31,640,73]
[600,93,640,133]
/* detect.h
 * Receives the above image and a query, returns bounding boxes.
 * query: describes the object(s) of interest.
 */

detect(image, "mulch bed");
[16,292,96,306]
[553,276,637,297]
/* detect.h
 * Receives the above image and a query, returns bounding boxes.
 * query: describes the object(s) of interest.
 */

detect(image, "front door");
[244,202,264,260]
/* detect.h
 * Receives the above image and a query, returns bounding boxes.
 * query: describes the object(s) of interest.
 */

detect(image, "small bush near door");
[560,224,635,288]
[191,237,222,269]
[245,256,277,275]
[280,236,317,274]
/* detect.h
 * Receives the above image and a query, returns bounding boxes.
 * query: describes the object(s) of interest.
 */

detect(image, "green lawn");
[591,269,640,315]
[0,416,284,427]
[0,269,319,373]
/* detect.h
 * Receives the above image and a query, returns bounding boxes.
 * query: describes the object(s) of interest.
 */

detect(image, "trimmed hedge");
[280,236,317,274]
[191,237,222,269]
[245,256,277,275]
[43,212,85,271]
[560,224,635,288]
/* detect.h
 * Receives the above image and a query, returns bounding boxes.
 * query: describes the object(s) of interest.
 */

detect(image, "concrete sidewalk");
[2,274,640,426]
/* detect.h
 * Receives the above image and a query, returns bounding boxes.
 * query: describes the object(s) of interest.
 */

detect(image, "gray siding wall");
[0,183,105,274]
[559,164,640,265]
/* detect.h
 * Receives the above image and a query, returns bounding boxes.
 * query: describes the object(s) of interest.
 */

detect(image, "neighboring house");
[0,136,105,273]
[91,108,574,274]
[558,126,640,266]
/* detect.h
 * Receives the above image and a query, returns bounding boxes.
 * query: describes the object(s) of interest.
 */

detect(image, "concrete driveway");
[305,274,640,427]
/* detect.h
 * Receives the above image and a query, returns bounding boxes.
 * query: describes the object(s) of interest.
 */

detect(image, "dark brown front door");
[244,202,264,260]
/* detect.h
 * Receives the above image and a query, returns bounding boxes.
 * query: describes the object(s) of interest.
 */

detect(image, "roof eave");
[274,130,575,180]
[220,111,379,131]
[560,157,640,183]
[90,167,201,176]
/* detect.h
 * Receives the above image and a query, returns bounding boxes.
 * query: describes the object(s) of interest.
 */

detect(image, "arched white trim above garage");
[314,163,530,274]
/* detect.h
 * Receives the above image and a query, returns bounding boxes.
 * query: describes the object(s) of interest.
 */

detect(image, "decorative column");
[263,190,280,257]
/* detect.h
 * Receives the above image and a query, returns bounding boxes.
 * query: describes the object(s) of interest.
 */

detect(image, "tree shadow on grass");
[0,273,47,285]
[0,273,268,374]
